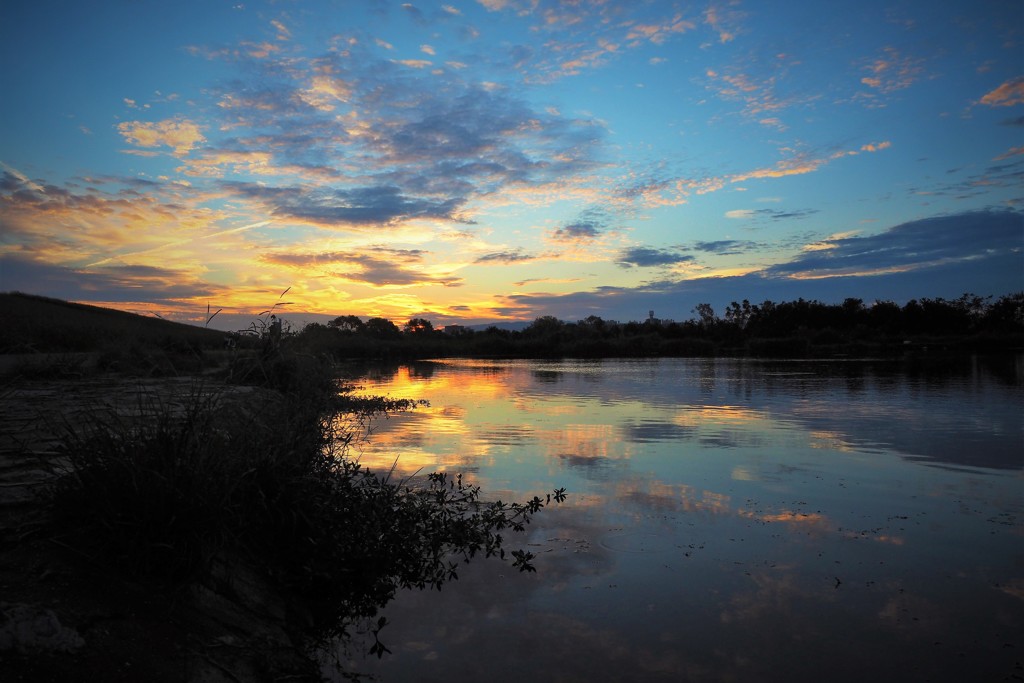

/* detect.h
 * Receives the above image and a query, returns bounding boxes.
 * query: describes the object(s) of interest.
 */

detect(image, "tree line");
[288,292,1024,360]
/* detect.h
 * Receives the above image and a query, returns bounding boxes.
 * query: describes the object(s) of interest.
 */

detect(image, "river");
[333,356,1023,683]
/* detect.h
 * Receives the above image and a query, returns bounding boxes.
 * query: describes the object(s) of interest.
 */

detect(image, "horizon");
[1,1,1021,328]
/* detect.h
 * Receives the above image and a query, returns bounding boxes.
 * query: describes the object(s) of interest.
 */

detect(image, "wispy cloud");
[724,208,818,221]
[703,3,742,44]
[617,246,694,268]
[0,254,226,305]
[766,209,1023,279]
[225,182,468,228]
[474,249,538,264]
[270,19,291,41]
[703,65,809,125]
[731,142,890,183]
[262,246,461,287]
[859,47,924,94]
[118,118,205,156]
[980,77,1024,107]
[691,240,759,255]
[624,15,695,47]
[549,207,613,244]
[993,146,1024,161]
[493,210,1023,322]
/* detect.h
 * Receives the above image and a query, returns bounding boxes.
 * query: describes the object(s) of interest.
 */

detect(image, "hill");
[0,292,225,354]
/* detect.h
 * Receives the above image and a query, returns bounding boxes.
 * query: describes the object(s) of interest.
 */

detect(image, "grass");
[42,334,564,673]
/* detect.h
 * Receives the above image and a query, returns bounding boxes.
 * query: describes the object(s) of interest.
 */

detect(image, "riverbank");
[0,349,564,681]
[0,375,319,682]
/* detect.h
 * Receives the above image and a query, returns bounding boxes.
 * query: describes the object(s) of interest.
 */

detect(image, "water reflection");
[337,358,1023,683]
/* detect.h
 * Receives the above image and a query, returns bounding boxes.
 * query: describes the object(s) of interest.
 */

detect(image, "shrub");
[46,366,565,656]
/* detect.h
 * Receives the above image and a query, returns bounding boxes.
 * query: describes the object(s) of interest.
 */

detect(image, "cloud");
[392,59,433,69]
[551,221,602,242]
[225,182,468,228]
[549,207,612,243]
[262,246,461,287]
[704,68,791,120]
[617,246,695,268]
[117,118,206,155]
[488,209,1023,323]
[703,3,743,44]
[993,146,1024,161]
[905,157,1024,201]
[196,46,606,213]
[624,15,695,46]
[725,208,818,221]
[692,240,757,255]
[0,254,224,304]
[859,47,924,94]
[474,249,537,264]
[730,142,890,183]
[270,19,290,40]
[765,209,1023,278]
[401,3,426,24]
[980,77,1024,107]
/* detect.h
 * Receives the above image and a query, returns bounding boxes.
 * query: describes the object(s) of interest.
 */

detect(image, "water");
[334,357,1023,683]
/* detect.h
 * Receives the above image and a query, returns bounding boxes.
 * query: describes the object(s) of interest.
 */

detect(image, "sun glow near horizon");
[1,1,1020,328]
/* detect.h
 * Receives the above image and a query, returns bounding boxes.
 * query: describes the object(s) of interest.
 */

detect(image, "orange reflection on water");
[678,484,733,515]
[537,422,626,461]
[738,509,832,533]
[355,363,510,403]
[808,429,855,452]
[673,404,771,427]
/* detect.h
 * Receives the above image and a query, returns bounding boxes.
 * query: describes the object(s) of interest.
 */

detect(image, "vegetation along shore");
[0,289,1019,679]
[0,292,565,681]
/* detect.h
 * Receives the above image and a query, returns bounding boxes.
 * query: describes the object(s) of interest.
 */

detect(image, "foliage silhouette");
[290,291,1023,361]
[46,316,567,674]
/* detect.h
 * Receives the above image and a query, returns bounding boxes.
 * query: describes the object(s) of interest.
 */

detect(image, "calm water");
[334,357,1023,683]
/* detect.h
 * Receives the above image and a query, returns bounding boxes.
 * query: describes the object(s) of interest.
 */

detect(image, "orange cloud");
[731,142,890,183]
[393,59,432,69]
[980,77,1024,107]
[117,118,205,156]
[994,145,1024,161]
[703,3,743,44]
[625,15,695,45]
[270,19,290,40]
[860,47,923,94]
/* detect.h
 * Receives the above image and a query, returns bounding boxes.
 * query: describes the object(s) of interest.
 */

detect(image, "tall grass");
[45,346,564,658]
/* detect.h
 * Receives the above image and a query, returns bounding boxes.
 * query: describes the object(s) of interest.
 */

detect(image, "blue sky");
[1,0,1021,328]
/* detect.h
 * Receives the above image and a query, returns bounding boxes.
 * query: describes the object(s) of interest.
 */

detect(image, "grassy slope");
[0,292,225,354]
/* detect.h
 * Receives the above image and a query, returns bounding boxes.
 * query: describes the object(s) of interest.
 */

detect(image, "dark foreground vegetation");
[297,292,1024,360]
[3,291,1021,366]
[2,305,564,680]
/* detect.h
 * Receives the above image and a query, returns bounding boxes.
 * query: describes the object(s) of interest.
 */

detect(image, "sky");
[1,0,1022,329]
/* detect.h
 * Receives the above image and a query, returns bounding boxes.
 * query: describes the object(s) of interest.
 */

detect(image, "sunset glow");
[2,1,1021,329]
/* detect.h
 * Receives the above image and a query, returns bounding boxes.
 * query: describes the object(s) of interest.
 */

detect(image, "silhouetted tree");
[328,315,365,334]
[724,300,753,329]
[365,317,401,338]
[693,303,716,329]
[525,315,564,338]
[403,318,435,335]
